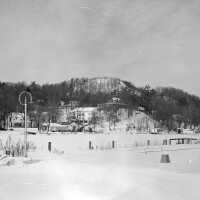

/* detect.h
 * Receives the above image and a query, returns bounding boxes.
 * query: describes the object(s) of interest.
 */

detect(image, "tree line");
[0,78,200,130]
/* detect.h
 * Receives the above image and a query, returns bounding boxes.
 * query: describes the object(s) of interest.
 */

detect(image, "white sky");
[0,0,200,96]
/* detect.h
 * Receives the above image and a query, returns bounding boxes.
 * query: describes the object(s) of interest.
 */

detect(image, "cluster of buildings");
[7,100,130,131]
[7,99,161,133]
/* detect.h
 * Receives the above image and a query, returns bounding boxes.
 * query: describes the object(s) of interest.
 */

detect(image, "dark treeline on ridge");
[0,77,200,130]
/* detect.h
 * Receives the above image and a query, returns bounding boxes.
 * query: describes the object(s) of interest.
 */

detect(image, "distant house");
[7,112,33,128]
[7,112,25,128]
[117,108,129,120]
[72,107,98,123]
[56,101,79,124]
[56,105,70,123]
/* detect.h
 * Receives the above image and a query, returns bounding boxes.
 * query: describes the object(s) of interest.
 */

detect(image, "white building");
[7,112,33,128]
[8,112,24,128]
[72,107,98,122]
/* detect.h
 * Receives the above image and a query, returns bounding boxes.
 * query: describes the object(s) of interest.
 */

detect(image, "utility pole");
[24,96,27,155]
[19,90,32,157]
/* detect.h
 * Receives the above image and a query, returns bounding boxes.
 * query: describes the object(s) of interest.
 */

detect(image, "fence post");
[89,141,92,150]
[112,140,115,149]
[48,142,51,152]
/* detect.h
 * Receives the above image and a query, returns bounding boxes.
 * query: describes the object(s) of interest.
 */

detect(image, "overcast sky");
[0,0,200,95]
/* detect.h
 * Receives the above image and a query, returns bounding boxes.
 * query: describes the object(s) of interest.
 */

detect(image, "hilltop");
[65,77,138,94]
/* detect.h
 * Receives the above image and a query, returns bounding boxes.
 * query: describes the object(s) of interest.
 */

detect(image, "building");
[56,105,69,123]
[72,107,98,123]
[56,101,79,123]
[7,112,26,128]
[7,112,34,128]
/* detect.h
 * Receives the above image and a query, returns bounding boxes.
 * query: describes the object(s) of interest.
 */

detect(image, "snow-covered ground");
[1,129,200,200]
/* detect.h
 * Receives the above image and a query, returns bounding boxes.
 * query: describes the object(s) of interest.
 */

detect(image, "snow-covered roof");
[74,107,97,112]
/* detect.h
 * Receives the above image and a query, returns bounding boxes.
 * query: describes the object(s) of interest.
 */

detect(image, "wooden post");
[89,141,92,150]
[48,142,51,152]
[112,140,115,149]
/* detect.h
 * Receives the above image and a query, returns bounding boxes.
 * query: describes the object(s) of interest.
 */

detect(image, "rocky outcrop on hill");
[66,77,138,94]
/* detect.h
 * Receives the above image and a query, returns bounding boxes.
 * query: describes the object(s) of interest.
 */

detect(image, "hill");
[0,77,200,130]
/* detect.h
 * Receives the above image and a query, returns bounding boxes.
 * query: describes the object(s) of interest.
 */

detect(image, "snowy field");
[1,129,200,200]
